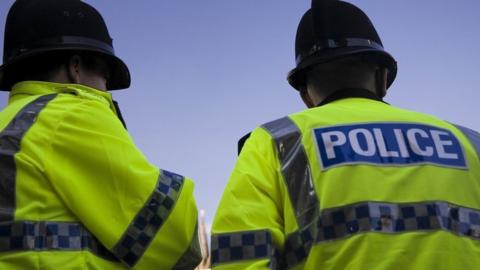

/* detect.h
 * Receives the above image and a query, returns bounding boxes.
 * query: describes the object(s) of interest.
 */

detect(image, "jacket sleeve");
[44,98,201,269]
[211,127,289,269]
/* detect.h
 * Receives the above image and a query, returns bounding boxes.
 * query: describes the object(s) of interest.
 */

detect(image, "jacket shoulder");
[238,116,298,155]
[261,116,302,140]
[450,123,480,158]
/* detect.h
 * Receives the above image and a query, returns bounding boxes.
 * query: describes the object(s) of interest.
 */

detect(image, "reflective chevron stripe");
[112,170,185,267]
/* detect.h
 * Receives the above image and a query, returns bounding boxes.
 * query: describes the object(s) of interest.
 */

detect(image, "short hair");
[306,55,380,92]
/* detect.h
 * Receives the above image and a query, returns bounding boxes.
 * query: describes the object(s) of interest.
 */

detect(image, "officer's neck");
[304,74,380,107]
[315,88,383,107]
[46,64,107,92]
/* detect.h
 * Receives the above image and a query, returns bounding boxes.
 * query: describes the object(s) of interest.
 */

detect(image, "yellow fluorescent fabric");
[305,231,480,270]
[0,81,201,269]
[0,251,123,270]
[212,97,480,269]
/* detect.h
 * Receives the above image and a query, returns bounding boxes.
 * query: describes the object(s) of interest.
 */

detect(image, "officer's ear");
[375,67,388,98]
[300,88,316,108]
[67,55,82,84]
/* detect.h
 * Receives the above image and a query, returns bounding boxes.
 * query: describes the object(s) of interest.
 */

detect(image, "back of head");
[288,0,397,93]
[0,0,130,90]
[305,55,381,98]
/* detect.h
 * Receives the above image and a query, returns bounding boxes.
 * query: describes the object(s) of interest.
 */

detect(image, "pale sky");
[1,0,479,227]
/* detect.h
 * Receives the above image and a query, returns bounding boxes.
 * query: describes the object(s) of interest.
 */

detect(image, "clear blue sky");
[1,0,479,228]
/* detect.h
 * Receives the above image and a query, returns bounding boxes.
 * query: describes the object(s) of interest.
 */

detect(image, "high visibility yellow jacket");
[212,90,480,270]
[0,81,201,269]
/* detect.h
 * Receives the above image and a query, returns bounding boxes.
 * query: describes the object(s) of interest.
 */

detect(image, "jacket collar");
[316,88,385,107]
[10,81,113,104]
[9,81,128,128]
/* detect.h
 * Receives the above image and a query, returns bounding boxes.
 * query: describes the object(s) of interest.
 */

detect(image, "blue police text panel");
[313,123,466,170]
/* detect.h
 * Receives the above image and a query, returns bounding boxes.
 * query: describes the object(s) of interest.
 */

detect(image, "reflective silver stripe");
[454,124,480,159]
[0,94,57,221]
[112,170,185,267]
[261,117,320,229]
[211,230,279,267]
[281,200,480,269]
[261,117,320,268]
[0,221,117,260]
[172,222,202,270]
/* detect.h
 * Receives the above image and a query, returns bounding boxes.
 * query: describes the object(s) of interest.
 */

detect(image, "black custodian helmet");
[0,0,130,91]
[287,0,397,91]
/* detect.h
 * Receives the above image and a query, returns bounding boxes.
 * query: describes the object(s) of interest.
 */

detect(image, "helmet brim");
[287,46,397,91]
[0,46,130,91]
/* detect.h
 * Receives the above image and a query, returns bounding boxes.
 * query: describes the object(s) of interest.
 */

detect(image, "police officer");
[212,0,480,269]
[0,0,201,269]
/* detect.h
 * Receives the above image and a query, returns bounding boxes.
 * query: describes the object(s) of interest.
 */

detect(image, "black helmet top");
[0,0,130,91]
[287,0,397,91]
